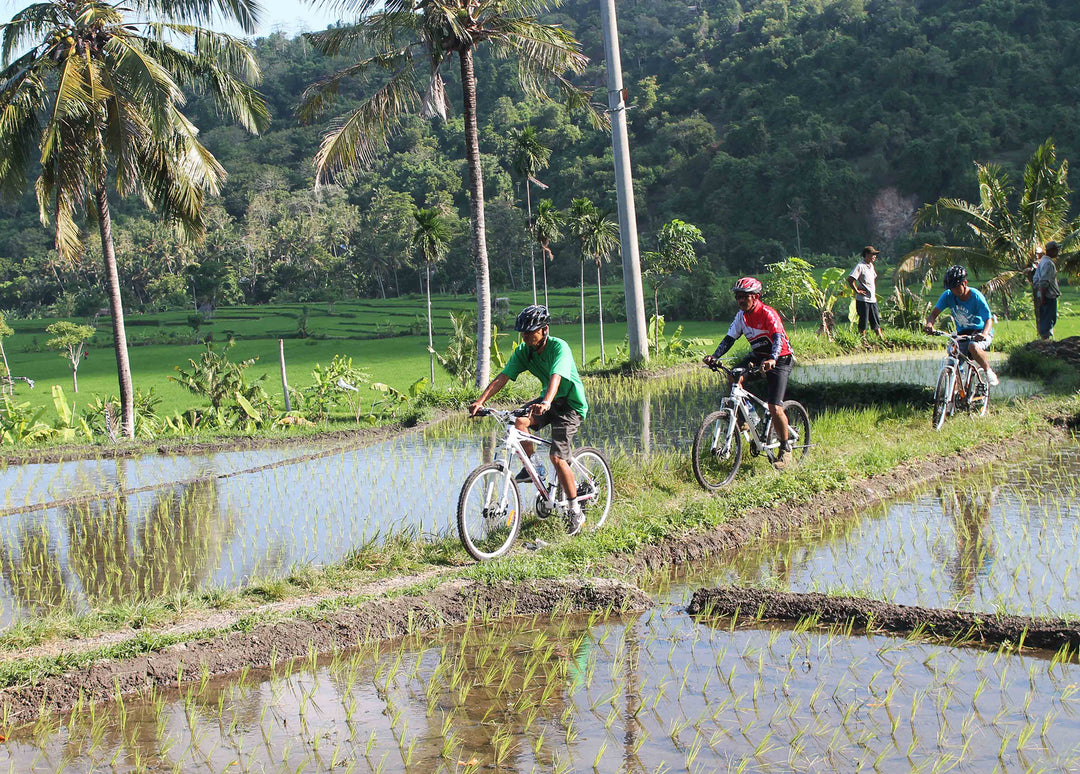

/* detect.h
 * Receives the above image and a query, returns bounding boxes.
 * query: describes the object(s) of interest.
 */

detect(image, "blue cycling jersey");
[935,288,992,333]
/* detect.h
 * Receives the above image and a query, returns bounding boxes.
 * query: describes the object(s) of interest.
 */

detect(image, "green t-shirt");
[501,336,588,419]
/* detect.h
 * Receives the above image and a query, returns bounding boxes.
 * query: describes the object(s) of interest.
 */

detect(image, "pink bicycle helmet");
[732,276,763,295]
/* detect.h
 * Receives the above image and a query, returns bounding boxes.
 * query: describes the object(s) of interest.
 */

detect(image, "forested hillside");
[2,0,1076,316]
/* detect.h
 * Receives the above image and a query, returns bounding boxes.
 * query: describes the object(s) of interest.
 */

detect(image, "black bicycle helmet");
[514,304,551,332]
[943,265,967,290]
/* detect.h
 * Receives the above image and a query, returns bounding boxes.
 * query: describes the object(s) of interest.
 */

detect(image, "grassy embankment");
[0,363,1075,686]
[2,281,1076,424]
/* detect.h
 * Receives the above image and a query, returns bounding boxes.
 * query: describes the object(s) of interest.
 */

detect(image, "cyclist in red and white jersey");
[703,276,795,465]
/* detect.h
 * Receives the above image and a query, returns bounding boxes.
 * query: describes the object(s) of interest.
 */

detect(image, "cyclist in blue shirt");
[923,265,999,386]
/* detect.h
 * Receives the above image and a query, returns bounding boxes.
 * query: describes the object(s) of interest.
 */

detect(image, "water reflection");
[683,440,1080,617]
[0,358,1048,628]
[4,604,1079,772]
[0,479,235,623]
[938,486,996,601]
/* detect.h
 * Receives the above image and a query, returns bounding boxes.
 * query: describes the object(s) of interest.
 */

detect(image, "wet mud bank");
[688,586,1080,654]
[628,432,1065,574]
[0,578,649,726]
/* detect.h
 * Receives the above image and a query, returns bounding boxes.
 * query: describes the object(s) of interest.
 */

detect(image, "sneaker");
[515,462,546,482]
[986,369,999,387]
[772,452,788,470]
[566,504,586,536]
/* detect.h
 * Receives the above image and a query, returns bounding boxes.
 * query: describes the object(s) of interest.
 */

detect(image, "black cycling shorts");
[737,353,793,406]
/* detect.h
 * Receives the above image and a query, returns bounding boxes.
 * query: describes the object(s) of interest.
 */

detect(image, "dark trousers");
[1037,297,1058,339]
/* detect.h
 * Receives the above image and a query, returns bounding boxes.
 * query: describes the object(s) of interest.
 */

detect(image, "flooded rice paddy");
[0,357,1043,626]
[0,357,1075,772]
[689,441,1080,618]
[2,579,1078,771]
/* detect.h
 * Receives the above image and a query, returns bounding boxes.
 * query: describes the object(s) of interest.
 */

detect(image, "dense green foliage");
[1,0,1078,319]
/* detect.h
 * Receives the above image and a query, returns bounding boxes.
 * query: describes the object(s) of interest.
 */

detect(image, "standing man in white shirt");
[847,245,883,341]
[1033,241,1061,340]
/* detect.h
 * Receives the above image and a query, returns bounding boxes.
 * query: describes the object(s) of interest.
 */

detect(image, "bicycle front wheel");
[457,463,522,561]
[692,409,743,490]
[571,447,614,530]
[932,369,952,430]
[781,400,811,459]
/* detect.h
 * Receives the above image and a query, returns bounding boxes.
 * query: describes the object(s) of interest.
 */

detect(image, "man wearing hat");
[1033,241,1061,339]
[847,246,883,340]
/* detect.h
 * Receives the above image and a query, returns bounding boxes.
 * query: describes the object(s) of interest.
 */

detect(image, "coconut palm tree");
[509,125,550,303]
[569,197,619,366]
[532,198,562,308]
[0,0,268,437]
[899,139,1077,320]
[299,0,599,389]
[413,207,451,385]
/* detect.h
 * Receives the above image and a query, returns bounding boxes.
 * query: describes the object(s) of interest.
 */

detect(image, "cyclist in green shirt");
[470,305,590,534]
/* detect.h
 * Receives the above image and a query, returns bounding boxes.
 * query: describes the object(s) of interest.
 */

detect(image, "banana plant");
[50,385,93,442]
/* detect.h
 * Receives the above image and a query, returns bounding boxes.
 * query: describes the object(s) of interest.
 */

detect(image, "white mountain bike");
[692,362,811,490]
[457,407,613,561]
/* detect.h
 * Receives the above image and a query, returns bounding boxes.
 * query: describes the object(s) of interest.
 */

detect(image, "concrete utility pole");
[600,0,649,364]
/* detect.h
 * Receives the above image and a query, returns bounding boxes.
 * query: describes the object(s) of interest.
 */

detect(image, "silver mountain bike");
[928,330,991,430]
[458,407,613,561]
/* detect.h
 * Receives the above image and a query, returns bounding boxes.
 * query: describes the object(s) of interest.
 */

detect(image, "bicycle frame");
[710,367,783,456]
[936,333,982,405]
[482,408,597,513]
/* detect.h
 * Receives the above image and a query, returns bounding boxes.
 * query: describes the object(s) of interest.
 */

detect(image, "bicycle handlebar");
[470,406,531,420]
[927,329,983,343]
[705,360,765,377]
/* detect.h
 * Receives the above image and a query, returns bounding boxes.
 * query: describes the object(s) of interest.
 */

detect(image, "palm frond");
[132,0,262,36]
[307,0,395,22]
[488,19,587,75]
[1,4,63,65]
[52,54,94,122]
[304,22,373,57]
[913,197,994,235]
[980,270,1025,300]
[298,48,413,123]
[108,36,183,124]
[896,244,992,277]
[0,60,46,198]
[312,65,421,185]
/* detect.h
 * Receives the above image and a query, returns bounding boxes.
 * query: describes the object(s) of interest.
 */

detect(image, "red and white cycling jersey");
[726,303,793,358]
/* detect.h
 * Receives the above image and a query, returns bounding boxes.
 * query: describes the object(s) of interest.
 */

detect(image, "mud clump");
[1025,335,1080,369]
[0,578,649,727]
[688,586,1080,653]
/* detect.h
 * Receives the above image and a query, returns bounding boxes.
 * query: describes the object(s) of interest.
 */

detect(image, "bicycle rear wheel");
[932,369,952,430]
[457,463,522,561]
[692,409,742,490]
[965,366,990,417]
[780,400,811,459]
[570,447,613,530]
